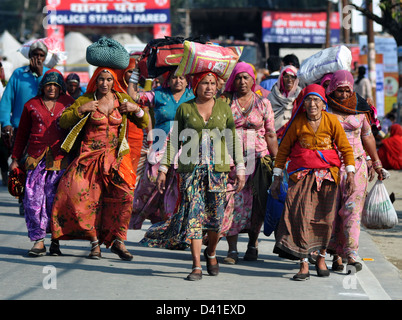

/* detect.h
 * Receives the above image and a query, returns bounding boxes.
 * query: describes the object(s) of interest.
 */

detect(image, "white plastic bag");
[18,38,67,68]
[297,45,352,86]
[362,180,398,229]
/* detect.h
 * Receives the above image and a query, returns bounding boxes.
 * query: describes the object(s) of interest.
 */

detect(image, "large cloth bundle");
[86,37,129,69]
[175,41,243,80]
[18,37,66,69]
[297,45,352,86]
[137,36,207,81]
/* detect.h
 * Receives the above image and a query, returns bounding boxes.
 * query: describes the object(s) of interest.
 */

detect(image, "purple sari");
[23,159,65,241]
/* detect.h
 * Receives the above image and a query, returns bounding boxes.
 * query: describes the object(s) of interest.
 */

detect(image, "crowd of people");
[0,38,399,282]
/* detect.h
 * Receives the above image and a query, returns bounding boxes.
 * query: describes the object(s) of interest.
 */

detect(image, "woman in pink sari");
[220,62,278,264]
[326,70,384,273]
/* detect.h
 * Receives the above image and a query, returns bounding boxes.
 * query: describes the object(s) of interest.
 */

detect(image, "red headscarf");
[378,124,402,170]
[191,71,218,95]
[116,58,137,92]
[86,67,126,93]
[277,84,327,141]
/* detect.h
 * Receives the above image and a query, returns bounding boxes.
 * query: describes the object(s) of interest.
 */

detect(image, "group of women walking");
[10,42,385,282]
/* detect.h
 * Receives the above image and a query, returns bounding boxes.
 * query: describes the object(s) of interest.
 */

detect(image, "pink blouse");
[231,93,275,159]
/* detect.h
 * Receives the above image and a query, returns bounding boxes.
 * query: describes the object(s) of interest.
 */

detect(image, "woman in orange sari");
[51,67,149,260]
[116,57,149,185]
[270,84,355,281]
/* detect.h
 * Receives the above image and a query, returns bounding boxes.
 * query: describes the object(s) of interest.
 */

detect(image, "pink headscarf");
[326,70,354,95]
[278,65,299,97]
[320,73,333,87]
[224,62,256,93]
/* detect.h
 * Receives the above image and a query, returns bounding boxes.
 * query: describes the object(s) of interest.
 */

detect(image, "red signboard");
[46,0,170,25]
[262,11,340,44]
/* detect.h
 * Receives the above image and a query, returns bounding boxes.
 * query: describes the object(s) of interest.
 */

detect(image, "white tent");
[0,30,28,79]
[64,32,92,66]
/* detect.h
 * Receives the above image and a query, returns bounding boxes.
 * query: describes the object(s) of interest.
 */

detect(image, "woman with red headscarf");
[271,84,356,280]
[325,70,384,274]
[140,71,245,281]
[51,67,149,260]
[219,62,278,265]
[378,124,402,170]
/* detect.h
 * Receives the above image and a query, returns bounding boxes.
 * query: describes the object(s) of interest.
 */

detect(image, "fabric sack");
[174,41,243,80]
[155,44,185,67]
[264,180,288,237]
[86,37,129,69]
[138,36,207,81]
[362,179,398,229]
[298,45,352,86]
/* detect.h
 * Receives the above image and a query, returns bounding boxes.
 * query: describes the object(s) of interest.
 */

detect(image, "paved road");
[0,183,401,305]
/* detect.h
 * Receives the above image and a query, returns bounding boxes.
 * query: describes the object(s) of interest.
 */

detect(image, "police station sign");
[46,0,170,26]
[262,11,340,44]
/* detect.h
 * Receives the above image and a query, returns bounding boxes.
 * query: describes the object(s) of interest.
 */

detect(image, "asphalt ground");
[0,182,401,308]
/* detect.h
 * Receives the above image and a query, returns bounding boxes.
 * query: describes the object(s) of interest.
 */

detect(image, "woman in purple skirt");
[9,69,75,257]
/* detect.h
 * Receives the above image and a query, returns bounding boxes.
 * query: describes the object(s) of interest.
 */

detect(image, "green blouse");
[161,97,244,173]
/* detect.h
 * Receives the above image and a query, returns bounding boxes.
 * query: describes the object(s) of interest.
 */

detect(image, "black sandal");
[346,257,362,274]
[244,246,258,261]
[28,239,46,257]
[49,240,62,256]
[204,249,219,276]
[293,259,310,281]
[331,256,344,272]
[186,267,202,281]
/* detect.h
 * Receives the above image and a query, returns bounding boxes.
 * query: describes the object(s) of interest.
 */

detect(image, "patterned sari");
[51,100,134,247]
[140,131,228,249]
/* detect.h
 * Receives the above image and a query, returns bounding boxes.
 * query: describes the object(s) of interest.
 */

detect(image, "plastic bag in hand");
[362,180,398,229]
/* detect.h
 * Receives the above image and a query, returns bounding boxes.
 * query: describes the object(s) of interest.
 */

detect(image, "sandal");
[111,239,133,261]
[204,249,219,276]
[243,246,258,261]
[346,256,362,274]
[223,251,238,265]
[88,240,101,260]
[331,256,344,272]
[186,267,202,281]
[308,251,318,265]
[49,240,62,256]
[315,253,330,277]
[28,238,46,257]
[293,258,310,281]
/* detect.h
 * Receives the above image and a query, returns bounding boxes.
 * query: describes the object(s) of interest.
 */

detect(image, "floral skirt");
[140,165,228,250]
[51,148,134,247]
[129,161,179,230]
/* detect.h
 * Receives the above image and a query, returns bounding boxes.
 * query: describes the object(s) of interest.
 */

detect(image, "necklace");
[306,114,322,121]
[236,93,254,113]
[41,98,56,117]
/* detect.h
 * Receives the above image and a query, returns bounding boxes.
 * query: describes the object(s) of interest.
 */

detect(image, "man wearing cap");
[0,41,49,196]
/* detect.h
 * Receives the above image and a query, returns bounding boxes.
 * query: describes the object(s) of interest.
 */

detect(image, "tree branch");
[347,0,385,25]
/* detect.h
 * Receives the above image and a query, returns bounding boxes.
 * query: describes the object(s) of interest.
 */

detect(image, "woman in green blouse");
[140,71,245,281]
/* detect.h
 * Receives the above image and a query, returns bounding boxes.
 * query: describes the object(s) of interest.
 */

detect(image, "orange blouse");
[275,111,355,184]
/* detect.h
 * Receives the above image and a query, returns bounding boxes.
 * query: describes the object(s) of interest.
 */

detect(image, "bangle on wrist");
[373,160,383,169]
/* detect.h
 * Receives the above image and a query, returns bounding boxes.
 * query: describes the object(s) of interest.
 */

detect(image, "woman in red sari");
[378,123,402,170]
[51,67,149,260]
